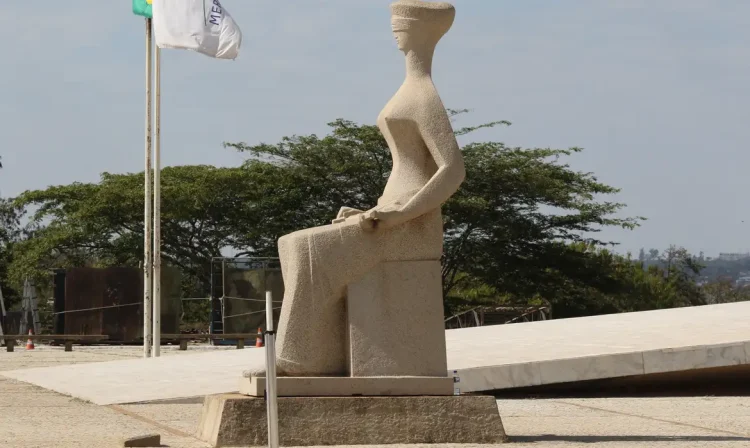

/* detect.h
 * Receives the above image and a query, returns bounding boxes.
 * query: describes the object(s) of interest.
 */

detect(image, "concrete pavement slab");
[1,302,748,405]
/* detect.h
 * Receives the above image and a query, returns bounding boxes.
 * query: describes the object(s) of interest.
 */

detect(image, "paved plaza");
[1,345,749,448]
[3,302,749,405]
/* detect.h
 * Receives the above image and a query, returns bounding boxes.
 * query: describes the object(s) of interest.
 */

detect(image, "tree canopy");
[224,115,644,316]
[10,166,255,298]
[4,113,739,321]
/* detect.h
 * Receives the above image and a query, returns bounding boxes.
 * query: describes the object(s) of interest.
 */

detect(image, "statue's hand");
[332,206,364,224]
[358,204,406,232]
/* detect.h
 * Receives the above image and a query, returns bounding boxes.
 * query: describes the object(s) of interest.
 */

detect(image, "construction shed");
[53,266,182,342]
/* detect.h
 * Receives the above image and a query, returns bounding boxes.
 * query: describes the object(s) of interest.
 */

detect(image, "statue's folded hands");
[358,203,407,232]
[332,206,364,224]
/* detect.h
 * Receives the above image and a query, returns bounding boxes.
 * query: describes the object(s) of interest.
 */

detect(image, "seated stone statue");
[272,0,463,377]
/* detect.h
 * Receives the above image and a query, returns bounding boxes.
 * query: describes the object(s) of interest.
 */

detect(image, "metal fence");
[210,257,284,337]
[444,305,550,329]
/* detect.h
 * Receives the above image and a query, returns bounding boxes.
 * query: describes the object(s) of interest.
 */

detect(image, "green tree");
[547,244,710,316]
[10,166,255,301]
[659,245,705,306]
[225,114,643,316]
[702,280,750,304]
[11,114,664,320]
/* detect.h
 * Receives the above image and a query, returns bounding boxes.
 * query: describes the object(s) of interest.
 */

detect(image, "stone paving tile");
[3,346,750,447]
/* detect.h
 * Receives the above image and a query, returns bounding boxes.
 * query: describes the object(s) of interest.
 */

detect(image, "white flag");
[153,0,242,60]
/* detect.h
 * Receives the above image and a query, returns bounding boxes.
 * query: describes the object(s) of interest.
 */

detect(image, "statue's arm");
[397,106,465,221]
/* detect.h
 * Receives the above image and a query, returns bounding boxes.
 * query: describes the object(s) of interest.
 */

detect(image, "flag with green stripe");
[133,0,153,18]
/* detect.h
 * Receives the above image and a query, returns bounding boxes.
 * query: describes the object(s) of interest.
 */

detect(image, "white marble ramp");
[446,301,750,392]
[2,301,749,405]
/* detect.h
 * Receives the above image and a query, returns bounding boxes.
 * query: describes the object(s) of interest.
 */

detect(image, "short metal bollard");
[265,290,279,448]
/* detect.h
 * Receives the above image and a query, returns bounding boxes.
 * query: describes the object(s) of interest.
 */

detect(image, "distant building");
[717,252,750,262]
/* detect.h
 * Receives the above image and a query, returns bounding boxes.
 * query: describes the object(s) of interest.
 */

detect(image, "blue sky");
[1,1,749,256]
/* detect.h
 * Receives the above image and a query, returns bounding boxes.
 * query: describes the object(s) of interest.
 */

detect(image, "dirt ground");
[1,345,749,448]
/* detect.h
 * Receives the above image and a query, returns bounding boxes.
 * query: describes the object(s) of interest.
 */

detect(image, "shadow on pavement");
[493,364,750,399]
[512,435,750,442]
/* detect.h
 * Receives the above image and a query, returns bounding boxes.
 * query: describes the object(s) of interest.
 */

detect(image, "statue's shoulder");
[383,80,447,125]
[414,83,448,122]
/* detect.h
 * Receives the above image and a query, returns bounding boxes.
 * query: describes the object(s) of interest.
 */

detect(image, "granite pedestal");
[197,394,508,447]
[239,374,453,396]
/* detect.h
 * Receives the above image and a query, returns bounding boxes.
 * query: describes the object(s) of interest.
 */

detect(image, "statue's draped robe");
[275,198,442,375]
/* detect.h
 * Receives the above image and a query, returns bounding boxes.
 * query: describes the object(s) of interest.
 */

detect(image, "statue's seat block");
[347,260,448,377]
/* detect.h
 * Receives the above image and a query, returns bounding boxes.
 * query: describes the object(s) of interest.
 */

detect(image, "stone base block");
[239,375,453,397]
[347,260,447,377]
[197,394,508,447]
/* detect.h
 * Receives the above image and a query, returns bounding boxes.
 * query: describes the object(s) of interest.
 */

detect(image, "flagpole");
[152,43,162,358]
[143,17,153,359]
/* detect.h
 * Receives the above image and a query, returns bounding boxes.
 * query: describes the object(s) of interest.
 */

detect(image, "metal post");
[143,17,153,358]
[28,281,41,336]
[265,290,279,448]
[152,43,162,358]
[220,259,226,339]
[0,284,5,318]
[0,285,5,346]
[19,279,29,336]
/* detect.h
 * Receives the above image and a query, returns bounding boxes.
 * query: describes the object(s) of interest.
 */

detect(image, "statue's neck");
[404,49,434,80]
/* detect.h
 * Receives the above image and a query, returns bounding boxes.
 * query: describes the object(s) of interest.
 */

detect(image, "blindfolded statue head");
[390,1,455,54]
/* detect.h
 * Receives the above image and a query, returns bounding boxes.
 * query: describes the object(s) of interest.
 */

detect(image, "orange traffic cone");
[255,327,263,348]
[26,329,35,350]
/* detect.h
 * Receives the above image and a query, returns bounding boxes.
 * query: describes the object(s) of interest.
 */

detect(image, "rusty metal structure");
[53,266,181,342]
[444,305,551,329]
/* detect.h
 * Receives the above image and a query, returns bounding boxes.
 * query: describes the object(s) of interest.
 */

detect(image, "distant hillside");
[638,247,750,285]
